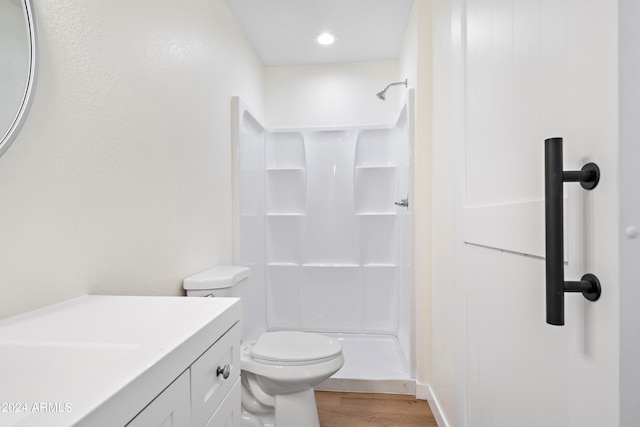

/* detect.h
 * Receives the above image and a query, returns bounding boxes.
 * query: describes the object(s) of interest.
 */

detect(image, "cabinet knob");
[216,364,230,379]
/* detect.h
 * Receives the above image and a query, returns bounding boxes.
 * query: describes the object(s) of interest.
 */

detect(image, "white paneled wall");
[439,0,620,425]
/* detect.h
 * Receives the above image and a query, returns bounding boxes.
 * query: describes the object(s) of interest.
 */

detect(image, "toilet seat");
[240,331,344,387]
[251,331,342,366]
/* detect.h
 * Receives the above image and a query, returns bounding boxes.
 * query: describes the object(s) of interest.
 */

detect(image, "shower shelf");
[362,263,396,267]
[301,263,360,267]
[266,262,299,267]
[355,212,396,216]
[266,167,306,171]
[266,167,306,214]
[266,213,306,216]
[354,165,396,169]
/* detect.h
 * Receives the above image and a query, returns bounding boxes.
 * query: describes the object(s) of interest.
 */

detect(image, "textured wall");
[0,0,264,319]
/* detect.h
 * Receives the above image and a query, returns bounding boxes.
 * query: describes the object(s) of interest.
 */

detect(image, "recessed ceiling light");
[316,32,335,45]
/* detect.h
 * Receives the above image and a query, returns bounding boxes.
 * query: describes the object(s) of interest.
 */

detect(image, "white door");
[455,0,619,425]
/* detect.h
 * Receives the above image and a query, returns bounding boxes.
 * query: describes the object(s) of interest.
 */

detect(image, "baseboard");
[416,382,430,400]
[316,378,416,395]
[417,382,451,427]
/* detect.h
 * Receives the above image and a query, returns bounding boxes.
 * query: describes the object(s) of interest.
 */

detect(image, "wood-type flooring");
[316,391,438,427]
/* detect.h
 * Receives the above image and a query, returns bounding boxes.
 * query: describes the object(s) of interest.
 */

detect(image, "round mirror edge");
[0,0,38,159]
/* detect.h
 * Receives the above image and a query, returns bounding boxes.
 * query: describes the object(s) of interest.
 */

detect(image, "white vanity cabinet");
[0,296,241,427]
[126,370,192,427]
[205,378,241,427]
[190,323,241,427]
[128,322,242,427]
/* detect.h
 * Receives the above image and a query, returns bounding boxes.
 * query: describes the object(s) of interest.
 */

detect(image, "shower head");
[376,79,408,101]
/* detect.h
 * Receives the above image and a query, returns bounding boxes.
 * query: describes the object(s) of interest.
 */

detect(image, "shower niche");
[233,95,414,393]
[265,132,306,270]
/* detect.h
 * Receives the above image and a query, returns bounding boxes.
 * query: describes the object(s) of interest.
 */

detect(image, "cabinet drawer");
[126,370,191,427]
[204,377,241,427]
[191,322,241,427]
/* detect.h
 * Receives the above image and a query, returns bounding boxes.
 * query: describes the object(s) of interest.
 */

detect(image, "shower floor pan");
[315,333,415,395]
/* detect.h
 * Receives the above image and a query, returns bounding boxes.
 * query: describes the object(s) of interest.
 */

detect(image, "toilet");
[183,266,344,427]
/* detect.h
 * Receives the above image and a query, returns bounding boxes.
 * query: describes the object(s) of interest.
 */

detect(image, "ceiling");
[225,0,416,66]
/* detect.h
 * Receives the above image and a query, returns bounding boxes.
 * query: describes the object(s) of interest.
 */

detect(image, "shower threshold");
[315,333,415,395]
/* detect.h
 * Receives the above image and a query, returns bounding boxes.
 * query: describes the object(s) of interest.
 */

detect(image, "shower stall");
[232,94,415,393]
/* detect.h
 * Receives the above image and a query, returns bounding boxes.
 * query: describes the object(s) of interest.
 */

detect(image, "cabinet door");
[126,370,190,427]
[191,323,241,426]
[204,377,241,427]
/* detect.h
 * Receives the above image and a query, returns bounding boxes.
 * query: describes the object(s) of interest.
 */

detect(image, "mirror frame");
[0,0,37,158]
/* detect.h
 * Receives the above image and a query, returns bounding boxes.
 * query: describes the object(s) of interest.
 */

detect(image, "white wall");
[265,61,400,128]
[398,0,434,392]
[0,0,264,319]
[429,0,456,423]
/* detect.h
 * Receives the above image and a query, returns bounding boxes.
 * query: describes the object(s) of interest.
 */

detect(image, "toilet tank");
[183,266,250,300]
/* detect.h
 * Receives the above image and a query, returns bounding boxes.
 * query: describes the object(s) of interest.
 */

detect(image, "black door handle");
[544,137,602,326]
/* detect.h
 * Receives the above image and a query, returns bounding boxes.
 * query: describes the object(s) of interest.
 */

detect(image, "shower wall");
[232,98,267,341]
[234,96,413,373]
[266,127,403,335]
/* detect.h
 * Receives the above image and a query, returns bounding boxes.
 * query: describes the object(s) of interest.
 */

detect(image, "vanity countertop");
[0,295,240,426]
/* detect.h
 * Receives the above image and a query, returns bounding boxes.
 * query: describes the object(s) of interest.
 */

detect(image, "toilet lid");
[251,331,342,364]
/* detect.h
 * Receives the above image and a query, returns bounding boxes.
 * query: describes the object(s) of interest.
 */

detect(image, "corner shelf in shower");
[266,213,306,216]
[362,263,397,267]
[266,168,306,214]
[266,167,306,171]
[354,165,396,169]
[301,263,361,267]
[265,131,306,170]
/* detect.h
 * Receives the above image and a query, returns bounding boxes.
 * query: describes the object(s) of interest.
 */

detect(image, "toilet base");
[275,388,320,427]
[241,409,273,427]
[241,382,320,427]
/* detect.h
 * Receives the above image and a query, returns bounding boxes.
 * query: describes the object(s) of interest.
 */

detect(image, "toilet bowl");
[240,331,344,427]
[183,266,344,427]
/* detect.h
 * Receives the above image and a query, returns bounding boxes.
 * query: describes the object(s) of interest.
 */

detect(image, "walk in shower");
[232,95,415,393]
